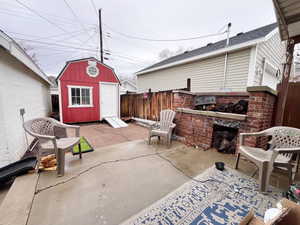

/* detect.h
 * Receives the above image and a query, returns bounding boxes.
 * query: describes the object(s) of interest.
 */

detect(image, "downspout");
[223,23,231,90]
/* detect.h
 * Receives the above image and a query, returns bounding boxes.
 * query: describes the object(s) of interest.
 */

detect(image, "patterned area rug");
[121,167,282,225]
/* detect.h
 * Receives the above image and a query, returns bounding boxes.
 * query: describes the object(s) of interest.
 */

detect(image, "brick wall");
[245,87,277,148]
[174,87,277,150]
[172,91,194,109]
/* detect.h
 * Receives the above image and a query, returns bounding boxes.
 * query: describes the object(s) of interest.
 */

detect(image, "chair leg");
[158,136,160,142]
[258,162,269,193]
[78,143,82,159]
[167,135,171,148]
[235,153,241,169]
[288,165,293,185]
[57,149,65,177]
[148,135,151,145]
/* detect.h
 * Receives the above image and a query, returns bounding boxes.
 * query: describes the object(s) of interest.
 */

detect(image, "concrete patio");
[0,123,296,225]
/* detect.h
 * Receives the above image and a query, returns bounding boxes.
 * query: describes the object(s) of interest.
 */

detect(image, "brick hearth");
[172,86,277,150]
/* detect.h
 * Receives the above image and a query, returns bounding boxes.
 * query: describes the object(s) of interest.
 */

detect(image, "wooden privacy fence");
[121,91,174,121]
[282,82,300,129]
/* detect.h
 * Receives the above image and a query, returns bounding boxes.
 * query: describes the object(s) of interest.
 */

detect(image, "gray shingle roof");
[138,23,277,74]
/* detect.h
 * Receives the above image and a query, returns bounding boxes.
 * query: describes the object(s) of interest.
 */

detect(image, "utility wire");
[0,8,96,28]
[89,0,98,16]
[14,38,99,52]
[62,0,90,35]
[103,23,227,42]
[15,0,71,33]
[6,28,87,41]
[0,2,96,27]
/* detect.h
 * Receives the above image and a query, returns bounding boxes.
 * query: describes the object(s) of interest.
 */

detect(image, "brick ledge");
[176,108,247,121]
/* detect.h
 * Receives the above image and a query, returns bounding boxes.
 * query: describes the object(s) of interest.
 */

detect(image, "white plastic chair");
[235,126,300,192]
[23,117,82,176]
[148,109,176,148]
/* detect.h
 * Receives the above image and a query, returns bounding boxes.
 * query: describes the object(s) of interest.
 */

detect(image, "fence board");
[121,91,173,120]
[283,82,300,129]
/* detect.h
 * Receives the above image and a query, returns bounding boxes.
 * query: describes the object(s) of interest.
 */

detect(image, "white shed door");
[100,83,119,118]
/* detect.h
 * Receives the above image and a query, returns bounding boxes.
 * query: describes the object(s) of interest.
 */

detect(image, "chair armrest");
[168,123,176,133]
[239,131,266,146]
[28,131,56,141]
[52,120,80,137]
[150,122,160,130]
[274,147,300,154]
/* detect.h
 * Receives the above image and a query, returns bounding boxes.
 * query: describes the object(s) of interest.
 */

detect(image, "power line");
[104,50,150,64]
[14,38,99,52]
[5,29,83,40]
[0,2,95,26]
[89,0,98,16]
[0,8,96,28]
[103,23,227,42]
[62,0,90,34]
[14,0,71,34]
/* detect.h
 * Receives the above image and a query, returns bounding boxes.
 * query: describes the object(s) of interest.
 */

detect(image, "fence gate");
[283,82,300,128]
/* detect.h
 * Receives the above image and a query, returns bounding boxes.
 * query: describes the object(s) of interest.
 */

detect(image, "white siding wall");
[253,31,285,89]
[137,48,251,93]
[190,55,225,92]
[0,48,50,168]
[137,65,189,92]
[224,49,251,91]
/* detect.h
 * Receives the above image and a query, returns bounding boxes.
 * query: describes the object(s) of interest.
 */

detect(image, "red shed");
[57,57,122,125]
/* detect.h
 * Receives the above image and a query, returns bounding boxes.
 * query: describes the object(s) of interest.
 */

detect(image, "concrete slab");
[26,138,296,225]
[0,173,38,225]
[28,141,188,225]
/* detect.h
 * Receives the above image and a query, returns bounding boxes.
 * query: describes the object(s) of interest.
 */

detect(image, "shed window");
[68,86,93,107]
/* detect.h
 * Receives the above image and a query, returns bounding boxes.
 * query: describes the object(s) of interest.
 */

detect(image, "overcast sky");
[0,0,277,78]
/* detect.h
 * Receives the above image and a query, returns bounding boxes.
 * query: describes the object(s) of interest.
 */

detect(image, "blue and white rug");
[121,167,282,225]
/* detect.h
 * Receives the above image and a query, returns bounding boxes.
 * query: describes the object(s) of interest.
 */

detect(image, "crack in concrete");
[35,148,177,195]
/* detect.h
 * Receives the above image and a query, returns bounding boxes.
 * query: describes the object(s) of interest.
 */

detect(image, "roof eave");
[136,37,265,76]
[0,31,51,85]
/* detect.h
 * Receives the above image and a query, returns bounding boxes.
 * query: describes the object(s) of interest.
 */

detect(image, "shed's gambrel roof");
[137,23,277,75]
[56,57,120,83]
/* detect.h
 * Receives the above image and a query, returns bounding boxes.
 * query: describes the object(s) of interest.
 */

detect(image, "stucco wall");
[0,48,50,168]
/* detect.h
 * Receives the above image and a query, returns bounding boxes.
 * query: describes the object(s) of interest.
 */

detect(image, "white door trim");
[99,82,120,120]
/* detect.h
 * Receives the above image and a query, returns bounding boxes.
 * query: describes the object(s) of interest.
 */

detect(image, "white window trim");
[263,59,279,79]
[67,85,93,108]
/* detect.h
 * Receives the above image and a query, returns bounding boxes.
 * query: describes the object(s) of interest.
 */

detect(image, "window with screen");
[68,86,93,107]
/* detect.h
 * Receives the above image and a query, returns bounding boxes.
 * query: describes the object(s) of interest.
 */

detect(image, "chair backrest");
[23,117,55,137]
[159,109,176,131]
[268,126,300,159]
[270,126,300,149]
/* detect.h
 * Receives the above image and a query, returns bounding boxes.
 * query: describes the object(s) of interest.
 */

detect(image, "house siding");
[137,66,188,92]
[190,55,225,92]
[224,49,251,91]
[137,48,251,93]
[0,48,51,168]
[254,31,285,89]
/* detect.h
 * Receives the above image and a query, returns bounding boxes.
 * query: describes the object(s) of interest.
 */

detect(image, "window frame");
[67,85,93,108]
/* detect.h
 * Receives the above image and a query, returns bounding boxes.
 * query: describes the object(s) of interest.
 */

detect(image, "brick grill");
[173,87,277,150]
